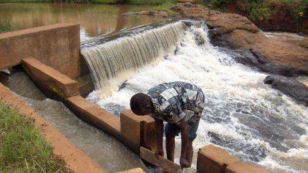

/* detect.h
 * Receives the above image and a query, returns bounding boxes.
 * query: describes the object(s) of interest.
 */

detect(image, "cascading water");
[85,21,308,173]
[81,21,187,90]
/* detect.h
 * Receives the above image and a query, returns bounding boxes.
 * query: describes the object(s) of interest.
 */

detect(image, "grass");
[154,0,177,15]
[0,101,69,173]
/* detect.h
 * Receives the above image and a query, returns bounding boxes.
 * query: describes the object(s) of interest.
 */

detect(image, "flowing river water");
[82,21,308,173]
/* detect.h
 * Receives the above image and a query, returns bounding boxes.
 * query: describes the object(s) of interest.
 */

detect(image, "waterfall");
[81,21,187,89]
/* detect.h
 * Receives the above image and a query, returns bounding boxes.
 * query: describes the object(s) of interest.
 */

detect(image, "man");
[130,81,205,168]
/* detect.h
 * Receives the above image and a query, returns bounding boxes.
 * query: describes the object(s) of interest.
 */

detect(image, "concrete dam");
[0,18,307,173]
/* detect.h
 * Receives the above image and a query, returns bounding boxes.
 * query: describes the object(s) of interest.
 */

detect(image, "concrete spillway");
[3,72,147,173]
[81,21,186,90]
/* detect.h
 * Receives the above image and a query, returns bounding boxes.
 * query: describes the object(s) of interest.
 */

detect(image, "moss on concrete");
[0,101,69,173]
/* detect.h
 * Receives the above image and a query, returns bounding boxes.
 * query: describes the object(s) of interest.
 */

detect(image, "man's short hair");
[130,93,152,115]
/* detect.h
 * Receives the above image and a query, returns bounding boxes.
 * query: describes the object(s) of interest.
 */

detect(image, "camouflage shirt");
[147,81,205,123]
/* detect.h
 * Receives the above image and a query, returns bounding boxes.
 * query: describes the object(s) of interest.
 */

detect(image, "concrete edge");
[0,23,79,39]
[65,95,122,140]
[197,144,268,173]
[0,83,106,173]
[22,58,80,99]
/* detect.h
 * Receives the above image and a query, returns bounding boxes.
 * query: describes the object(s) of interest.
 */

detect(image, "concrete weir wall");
[21,58,268,173]
[0,23,81,79]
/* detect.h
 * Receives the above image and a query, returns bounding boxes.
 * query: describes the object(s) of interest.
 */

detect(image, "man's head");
[130,93,154,115]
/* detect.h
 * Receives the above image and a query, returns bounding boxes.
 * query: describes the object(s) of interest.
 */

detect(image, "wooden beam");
[140,147,181,173]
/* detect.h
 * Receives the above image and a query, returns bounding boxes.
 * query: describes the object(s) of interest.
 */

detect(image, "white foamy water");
[87,23,308,173]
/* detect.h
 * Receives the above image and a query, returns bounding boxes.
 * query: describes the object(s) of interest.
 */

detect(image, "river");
[0,3,165,40]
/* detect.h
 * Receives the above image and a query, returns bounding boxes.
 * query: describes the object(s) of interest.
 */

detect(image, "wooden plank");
[140,147,181,173]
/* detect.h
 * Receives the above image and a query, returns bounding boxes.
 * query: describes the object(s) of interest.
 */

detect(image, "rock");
[206,13,260,34]
[0,72,9,83]
[171,3,214,18]
[194,31,205,45]
[207,17,308,75]
[233,49,307,76]
[174,3,308,76]
[177,0,195,3]
[123,10,168,18]
[264,75,308,105]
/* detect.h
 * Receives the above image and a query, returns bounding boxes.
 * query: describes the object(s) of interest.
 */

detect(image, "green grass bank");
[0,101,69,173]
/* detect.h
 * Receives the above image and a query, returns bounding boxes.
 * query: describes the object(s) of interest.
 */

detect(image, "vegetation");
[154,0,176,15]
[0,19,13,33]
[0,101,69,173]
[205,0,307,32]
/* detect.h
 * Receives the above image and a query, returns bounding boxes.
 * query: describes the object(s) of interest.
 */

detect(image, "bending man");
[130,81,205,168]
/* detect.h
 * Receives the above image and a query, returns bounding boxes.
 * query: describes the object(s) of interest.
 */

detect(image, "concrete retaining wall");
[0,23,81,79]
[22,58,80,99]
[120,110,156,153]
[197,145,268,173]
[21,58,268,173]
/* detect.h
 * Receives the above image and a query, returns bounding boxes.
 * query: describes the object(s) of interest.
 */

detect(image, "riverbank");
[0,101,68,172]
[203,0,307,34]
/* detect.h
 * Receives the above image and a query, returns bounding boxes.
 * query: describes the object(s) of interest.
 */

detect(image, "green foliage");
[247,2,271,21]
[0,22,11,33]
[154,0,176,15]
[125,0,168,5]
[206,0,307,31]
[0,102,68,173]
[90,0,118,3]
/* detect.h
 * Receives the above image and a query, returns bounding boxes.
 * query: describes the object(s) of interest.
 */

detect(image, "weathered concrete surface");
[172,3,308,76]
[66,95,122,140]
[140,147,181,173]
[117,168,146,173]
[197,145,240,173]
[226,162,268,173]
[22,58,79,99]
[120,110,156,153]
[0,23,81,78]
[0,84,106,173]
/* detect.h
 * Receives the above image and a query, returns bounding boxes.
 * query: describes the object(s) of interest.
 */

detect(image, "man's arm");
[154,118,164,157]
[179,121,190,168]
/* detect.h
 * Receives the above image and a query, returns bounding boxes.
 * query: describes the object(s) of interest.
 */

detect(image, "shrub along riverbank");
[205,0,307,33]
[0,102,68,173]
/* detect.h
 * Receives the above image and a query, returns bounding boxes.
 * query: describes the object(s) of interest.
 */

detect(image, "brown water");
[0,3,165,40]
